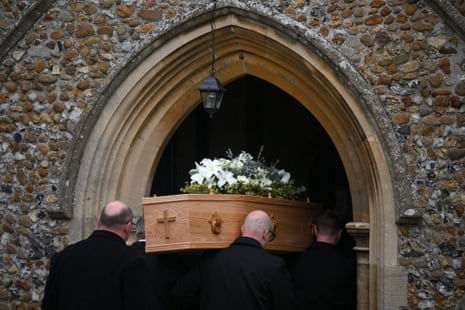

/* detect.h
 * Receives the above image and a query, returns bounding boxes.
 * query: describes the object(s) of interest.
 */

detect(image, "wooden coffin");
[143,194,322,253]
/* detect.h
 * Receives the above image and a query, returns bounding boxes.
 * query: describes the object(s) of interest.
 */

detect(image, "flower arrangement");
[180,148,306,200]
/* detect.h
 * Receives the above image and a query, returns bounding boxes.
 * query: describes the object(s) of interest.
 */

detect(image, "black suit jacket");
[173,236,297,310]
[131,241,187,310]
[288,241,356,310]
[42,230,152,310]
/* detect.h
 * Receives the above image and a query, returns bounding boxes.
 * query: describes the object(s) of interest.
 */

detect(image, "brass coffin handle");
[209,211,223,234]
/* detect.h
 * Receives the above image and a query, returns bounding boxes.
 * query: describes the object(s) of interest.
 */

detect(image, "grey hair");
[243,210,272,235]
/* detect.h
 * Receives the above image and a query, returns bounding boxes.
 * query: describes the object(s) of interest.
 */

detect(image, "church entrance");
[68,9,406,309]
[152,75,352,223]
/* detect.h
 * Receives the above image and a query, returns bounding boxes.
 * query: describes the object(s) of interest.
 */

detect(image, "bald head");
[97,201,134,240]
[241,210,274,247]
[105,201,128,216]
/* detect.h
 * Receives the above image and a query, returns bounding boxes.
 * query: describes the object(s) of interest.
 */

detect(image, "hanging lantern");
[198,0,226,118]
[199,75,226,118]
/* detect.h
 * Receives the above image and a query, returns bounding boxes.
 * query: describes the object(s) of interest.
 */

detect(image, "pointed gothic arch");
[65,7,409,309]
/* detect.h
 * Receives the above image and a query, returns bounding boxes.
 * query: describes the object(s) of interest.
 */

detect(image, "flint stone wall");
[0,0,465,309]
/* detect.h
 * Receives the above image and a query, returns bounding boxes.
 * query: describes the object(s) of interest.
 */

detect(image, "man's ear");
[122,221,132,236]
[337,229,342,240]
[312,225,318,237]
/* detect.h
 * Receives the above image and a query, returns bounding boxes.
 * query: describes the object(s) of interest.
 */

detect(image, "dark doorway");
[151,75,352,222]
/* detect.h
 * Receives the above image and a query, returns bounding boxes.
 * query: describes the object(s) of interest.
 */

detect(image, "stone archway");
[70,8,405,309]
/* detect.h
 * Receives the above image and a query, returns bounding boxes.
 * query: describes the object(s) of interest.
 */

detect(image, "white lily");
[217,170,236,187]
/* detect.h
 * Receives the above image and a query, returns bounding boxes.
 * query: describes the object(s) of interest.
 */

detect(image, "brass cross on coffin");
[157,210,176,239]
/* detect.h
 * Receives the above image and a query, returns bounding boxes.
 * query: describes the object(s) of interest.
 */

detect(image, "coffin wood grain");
[143,194,322,253]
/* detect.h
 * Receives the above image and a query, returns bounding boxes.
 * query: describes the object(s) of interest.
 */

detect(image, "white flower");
[201,159,222,177]
[278,169,291,183]
[190,159,221,185]
[259,177,272,188]
[237,175,249,184]
[190,171,204,184]
[256,167,267,179]
[217,169,236,187]
[229,158,244,170]
[237,151,253,163]
[182,149,305,200]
